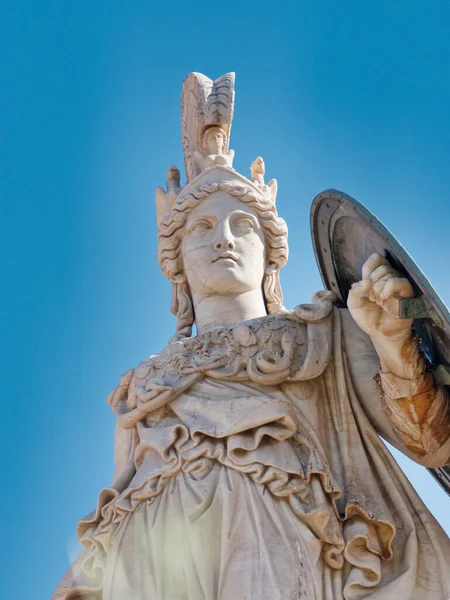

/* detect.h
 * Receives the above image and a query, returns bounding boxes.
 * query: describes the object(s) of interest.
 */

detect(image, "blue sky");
[2,2,450,598]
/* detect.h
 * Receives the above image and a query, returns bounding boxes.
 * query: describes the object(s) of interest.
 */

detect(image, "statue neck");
[192,289,267,335]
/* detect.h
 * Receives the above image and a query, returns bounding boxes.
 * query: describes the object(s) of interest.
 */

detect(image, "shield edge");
[310,188,450,497]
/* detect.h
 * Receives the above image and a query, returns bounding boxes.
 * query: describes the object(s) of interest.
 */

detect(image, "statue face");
[203,128,225,155]
[182,192,266,298]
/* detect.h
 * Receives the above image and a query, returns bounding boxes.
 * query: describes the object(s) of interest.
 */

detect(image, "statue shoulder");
[107,335,203,413]
[107,354,159,413]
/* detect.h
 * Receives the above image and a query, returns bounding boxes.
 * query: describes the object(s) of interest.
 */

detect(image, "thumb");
[347,279,372,310]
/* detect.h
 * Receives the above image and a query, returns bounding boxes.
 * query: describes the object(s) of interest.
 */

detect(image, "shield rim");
[310,188,450,497]
[311,189,450,318]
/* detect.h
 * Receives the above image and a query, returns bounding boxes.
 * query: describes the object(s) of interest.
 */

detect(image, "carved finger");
[361,253,390,280]
[372,273,395,298]
[347,279,372,309]
[380,277,415,300]
[369,264,398,284]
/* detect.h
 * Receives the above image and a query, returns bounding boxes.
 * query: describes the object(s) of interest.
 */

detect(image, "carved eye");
[191,220,213,234]
[234,216,256,232]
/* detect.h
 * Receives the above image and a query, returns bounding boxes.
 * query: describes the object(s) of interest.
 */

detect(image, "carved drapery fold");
[59,303,450,599]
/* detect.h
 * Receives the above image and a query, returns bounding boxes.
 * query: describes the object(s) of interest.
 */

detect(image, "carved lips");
[212,252,239,265]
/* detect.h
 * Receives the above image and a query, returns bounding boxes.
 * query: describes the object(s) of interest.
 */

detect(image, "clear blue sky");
[2,2,450,598]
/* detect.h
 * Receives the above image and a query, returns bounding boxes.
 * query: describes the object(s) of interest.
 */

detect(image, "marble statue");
[52,72,450,600]
[194,126,234,172]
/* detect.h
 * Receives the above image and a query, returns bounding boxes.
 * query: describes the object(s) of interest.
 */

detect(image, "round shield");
[310,189,450,495]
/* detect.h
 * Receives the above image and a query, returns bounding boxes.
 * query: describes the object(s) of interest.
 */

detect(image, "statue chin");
[190,269,262,297]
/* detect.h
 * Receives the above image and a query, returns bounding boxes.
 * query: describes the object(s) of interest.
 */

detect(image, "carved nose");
[214,239,235,251]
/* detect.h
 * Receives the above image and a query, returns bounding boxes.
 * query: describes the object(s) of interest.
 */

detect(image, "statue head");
[157,178,288,339]
[182,192,266,299]
[156,72,288,339]
[202,126,227,155]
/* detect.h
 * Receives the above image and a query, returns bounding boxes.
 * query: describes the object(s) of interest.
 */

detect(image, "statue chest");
[133,316,312,392]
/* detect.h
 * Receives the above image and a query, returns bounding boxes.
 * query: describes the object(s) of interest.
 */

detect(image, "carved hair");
[157,181,289,339]
[204,125,227,136]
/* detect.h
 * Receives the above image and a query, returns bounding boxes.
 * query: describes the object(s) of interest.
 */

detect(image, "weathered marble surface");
[52,72,450,600]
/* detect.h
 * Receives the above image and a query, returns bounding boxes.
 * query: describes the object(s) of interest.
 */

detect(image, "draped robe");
[53,299,450,600]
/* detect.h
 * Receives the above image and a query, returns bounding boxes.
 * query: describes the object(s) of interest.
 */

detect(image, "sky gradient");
[2,2,450,598]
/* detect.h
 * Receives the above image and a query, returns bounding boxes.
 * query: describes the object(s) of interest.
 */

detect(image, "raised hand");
[347,252,415,344]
